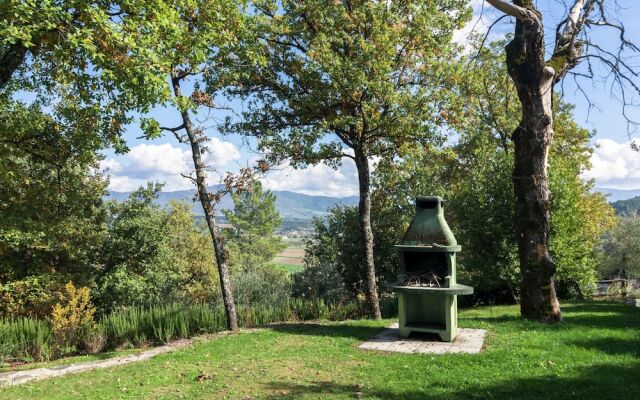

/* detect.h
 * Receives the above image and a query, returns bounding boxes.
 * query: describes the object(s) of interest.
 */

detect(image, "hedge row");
[1,298,397,364]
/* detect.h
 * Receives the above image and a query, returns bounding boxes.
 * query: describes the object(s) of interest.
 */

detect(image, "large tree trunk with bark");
[171,75,239,331]
[354,146,382,320]
[505,8,562,322]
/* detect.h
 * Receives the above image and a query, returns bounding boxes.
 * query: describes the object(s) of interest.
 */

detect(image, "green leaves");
[140,118,162,140]
[228,0,471,167]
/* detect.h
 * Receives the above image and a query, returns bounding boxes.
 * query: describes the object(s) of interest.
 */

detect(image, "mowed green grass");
[273,262,305,274]
[2,301,639,399]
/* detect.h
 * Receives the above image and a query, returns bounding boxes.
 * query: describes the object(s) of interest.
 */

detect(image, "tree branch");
[485,0,537,22]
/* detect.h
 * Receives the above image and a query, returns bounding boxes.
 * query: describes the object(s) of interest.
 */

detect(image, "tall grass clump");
[0,317,53,362]
[99,303,228,349]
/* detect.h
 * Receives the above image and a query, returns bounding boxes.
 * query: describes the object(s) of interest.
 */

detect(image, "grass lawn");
[273,262,305,274]
[2,301,638,399]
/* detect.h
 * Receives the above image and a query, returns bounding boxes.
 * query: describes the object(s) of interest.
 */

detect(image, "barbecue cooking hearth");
[392,196,473,341]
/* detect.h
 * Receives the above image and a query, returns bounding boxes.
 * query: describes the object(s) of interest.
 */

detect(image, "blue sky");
[101,0,640,196]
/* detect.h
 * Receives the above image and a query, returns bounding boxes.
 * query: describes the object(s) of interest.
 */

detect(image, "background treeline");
[611,196,640,216]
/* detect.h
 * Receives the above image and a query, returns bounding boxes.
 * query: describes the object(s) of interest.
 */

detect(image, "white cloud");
[583,138,640,189]
[99,158,123,174]
[101,140,241,192]
[262,158,360,198]
[453,0,505,53]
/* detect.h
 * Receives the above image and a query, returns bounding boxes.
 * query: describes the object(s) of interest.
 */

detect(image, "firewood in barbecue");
[402,271,443,287]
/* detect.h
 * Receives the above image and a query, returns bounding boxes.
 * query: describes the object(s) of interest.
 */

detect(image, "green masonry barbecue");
[392,196,473,342]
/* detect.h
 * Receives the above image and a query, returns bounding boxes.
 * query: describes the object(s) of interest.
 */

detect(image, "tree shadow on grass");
[268,323,386,341]
[462,301,640,331]
[561,303,640,330]
[568,336,640,357]
[265,362,640,400]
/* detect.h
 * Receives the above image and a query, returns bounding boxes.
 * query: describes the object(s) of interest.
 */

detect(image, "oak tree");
[228,0,470,318]
[484,0,639,322]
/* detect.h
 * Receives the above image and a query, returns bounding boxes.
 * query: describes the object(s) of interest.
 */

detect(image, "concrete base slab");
[359,323,486,355]
[624,298,640,307]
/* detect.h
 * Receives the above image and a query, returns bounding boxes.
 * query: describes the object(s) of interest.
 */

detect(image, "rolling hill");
[106,188,359,220]
[611,196,640,216]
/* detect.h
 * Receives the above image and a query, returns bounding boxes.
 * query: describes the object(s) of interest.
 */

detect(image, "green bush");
[99,304,227,348]
[0,317,53,362]
[231,264,292,307]
[1,298,395,363]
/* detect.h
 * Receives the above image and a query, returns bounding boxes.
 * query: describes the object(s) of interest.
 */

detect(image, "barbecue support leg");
[439,295,458,342]
[398,292,410,338]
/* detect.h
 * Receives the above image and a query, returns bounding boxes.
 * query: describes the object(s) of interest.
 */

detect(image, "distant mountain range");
[106,188,359,220]
[594,187,640,202]
[107,186,640,219]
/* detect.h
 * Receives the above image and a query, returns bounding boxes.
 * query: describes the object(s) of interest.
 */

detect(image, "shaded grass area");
[2,301,638,399]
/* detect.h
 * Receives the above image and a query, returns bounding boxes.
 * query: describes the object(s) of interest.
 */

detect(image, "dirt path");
[0,330,259,387]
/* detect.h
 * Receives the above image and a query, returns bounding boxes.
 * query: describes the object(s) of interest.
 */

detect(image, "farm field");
[272,239,306,274]
[3,301,638,400]
[273,247,305,266]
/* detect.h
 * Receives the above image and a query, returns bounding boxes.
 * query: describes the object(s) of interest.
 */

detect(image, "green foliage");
[0,317,53,363]
[0,100,108,286]
[0,275,62,318]
[95,184,173,313]
[231,264,292,307]
[299,207,366,301]
[296,201,404,305]
[230,0,471,167]
[221,181,289,306]
[598,217,640,279]
[223,181,286,270]
[611,196,640,216]
[94,184,219,314]
[1,1,176,152]
[292,256,350,306]
[165,201,218,304]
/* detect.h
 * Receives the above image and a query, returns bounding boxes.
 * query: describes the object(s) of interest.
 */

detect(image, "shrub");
[99,304,227,348]
[79,324,107,354]
[292,260,350,306]
[0,317,53,362]
[231,264,292,307]
[0,276,61,319]
[50,282,96,349]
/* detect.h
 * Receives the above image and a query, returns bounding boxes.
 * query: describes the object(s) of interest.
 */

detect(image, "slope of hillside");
[106,188,359,219]
[611,196,640,216]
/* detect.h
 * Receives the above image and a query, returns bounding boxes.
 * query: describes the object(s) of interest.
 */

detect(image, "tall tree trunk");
[171,75,239,331]
[354,146,382,320]
[504,8,562,322]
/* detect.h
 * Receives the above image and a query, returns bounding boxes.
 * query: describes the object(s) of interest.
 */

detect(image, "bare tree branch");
[485,0,538,22]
